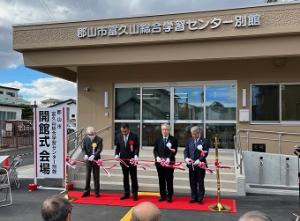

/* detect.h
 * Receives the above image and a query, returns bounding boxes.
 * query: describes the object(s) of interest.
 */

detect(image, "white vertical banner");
[34,106,66,179]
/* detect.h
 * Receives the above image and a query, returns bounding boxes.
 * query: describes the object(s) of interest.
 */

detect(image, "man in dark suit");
[154,124,178,203]
[82,126,103,198]
[115,123,139,201]
[184,126,210,204]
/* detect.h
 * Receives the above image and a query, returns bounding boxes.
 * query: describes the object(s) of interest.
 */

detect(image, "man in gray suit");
[184,126,210,204]
[81,126,103,198]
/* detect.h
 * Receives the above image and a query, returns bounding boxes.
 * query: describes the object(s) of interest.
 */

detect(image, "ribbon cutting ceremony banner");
[33,106,67,180]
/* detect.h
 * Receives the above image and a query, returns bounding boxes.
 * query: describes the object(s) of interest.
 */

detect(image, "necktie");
[124,135,128,147]
[194,139,198,146]
[164,138,167,147]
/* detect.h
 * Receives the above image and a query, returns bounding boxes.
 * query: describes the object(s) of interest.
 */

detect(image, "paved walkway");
[0,179,298,221]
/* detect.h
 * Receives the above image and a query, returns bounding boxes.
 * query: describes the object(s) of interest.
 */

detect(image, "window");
[6,92,15,97]
[174,87,204,120]
[206,124,236,149]
[115,88,140,120]
[251,85,279,122]
[142,88,170,120]
[0,91,3,94]
[282,85,300,121]
[206,84,236,121]
[251,83,300,123]
[0,111,6,120]
[6,112,16,120]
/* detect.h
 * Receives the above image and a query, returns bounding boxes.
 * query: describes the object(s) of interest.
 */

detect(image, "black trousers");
[121,163,138,196]
[156,165,174,198]
[84,161,100,194]
[188,166,206,201]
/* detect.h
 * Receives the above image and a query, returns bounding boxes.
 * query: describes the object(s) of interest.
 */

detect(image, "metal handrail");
[68,125,112,159]
[234,128,300,175]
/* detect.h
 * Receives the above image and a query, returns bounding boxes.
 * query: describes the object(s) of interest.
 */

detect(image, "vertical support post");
[209,136,230,212]
[278,133,282,154]
[246,131,250,151]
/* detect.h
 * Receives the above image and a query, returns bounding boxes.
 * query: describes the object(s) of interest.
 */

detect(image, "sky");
[0,0,269,104]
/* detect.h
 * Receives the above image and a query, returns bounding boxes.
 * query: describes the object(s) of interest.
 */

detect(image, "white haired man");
[184,126,210,204]
[41,195,72,221]
[81,126,103,198]
[153,123,178,203]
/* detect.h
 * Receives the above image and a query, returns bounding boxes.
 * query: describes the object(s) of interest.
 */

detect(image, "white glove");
[193,159,200,165]
[134,155,138,161]
[115,155,119,159]
[84,155,88,161]
[165,158,170,164]
[156,156,161,162]
[197,144,203,150]
[88,155,95,161]
[185,158,192,165]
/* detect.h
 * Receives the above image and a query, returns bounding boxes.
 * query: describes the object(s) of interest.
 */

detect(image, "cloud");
[1,78,76,104]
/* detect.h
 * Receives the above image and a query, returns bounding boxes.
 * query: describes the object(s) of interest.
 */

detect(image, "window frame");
[250,82,300,125]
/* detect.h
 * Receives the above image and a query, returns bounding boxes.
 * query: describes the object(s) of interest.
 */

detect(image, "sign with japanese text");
[77,13,261,39]
[34,107,66,179]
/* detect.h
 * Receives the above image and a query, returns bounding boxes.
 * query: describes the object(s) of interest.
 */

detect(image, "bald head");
[239,211,272,221]
[131,202,161,221]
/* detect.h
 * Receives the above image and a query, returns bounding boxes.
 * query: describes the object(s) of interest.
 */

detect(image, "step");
[72,180,237,195]
[72,173,236,189]
[71,148,238,195]
[73,161,236,174]
[72,167,236,180]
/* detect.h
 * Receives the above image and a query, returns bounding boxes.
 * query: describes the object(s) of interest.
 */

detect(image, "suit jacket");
[115,132,139,159]
[153,135,178,164]
[184,138,210,164]
[82,135,103,160]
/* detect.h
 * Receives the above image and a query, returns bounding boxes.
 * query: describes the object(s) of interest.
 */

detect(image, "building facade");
[0,85,29,121]
[13,3,300,155]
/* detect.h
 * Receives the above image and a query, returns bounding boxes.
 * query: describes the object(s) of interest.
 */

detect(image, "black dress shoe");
[189,199,197,203]
[198,200,203,205]
[133,196,138,201]
[95,194,100,198]
[158,197,166,202]
[120,195,130,200]
[81,192,90,198]
[167,197,173,203]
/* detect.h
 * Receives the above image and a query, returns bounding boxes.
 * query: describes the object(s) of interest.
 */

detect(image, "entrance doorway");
[114,81,237,148]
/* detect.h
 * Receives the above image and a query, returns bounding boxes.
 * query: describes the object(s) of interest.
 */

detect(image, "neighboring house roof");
[0,85,20,91]
[49,99,76,107]
[0,97,30,106]
[0,103,23,108]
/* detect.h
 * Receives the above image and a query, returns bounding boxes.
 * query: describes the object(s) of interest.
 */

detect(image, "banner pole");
[28,100,38,192]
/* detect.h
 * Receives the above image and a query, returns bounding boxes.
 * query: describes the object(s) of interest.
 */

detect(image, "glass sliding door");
[205,84,237,149]
[174,123,204,147]
[142,88,170,120]
[114,82,237,149]
[173,87,204,146]
[142,88,170,146]
[206,84,236,121]
[206,123,236,149]
[114,87,141,145]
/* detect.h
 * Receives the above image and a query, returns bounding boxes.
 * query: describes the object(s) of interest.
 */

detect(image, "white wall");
[54,103,77,122]
[0,106,22,120]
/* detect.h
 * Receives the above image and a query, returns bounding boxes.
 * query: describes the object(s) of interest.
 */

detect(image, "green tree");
[21,104,33,120]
